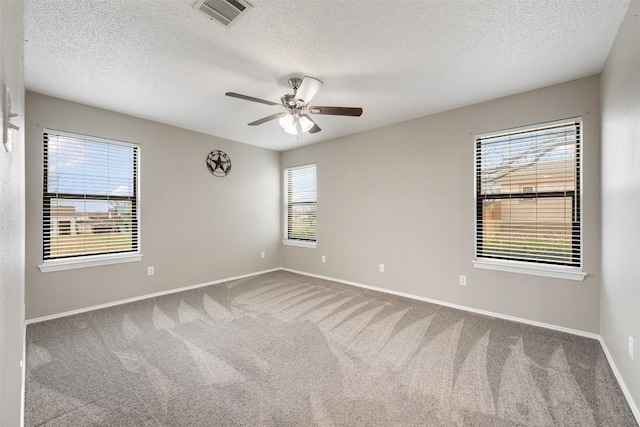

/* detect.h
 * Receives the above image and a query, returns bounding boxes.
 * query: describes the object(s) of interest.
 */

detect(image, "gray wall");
[601,0,640,412]
[0,0,25,425]
[281,76,601,333]
[25,92,281,319]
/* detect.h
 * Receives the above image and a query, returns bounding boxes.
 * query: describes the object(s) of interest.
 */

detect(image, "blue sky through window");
[47,135,136,213]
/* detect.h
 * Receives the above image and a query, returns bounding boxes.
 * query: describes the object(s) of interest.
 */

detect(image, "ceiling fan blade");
[294,77,323,105]
[248,113,286,126]
[226,92,280,106]
[302,114,321,133]
[308,106,363,116]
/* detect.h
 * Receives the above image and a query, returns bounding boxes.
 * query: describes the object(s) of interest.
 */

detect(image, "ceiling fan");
[225,76,363,135]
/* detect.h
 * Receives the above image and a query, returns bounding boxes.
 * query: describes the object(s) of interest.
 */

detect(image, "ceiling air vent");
[193,0,252,28]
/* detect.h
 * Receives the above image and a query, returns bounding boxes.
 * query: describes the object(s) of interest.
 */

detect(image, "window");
[474,118,585,280]
[40,129,141,272]
[284,164,317,247]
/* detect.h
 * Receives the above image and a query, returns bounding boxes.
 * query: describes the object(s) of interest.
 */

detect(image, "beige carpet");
[26,270,638,426]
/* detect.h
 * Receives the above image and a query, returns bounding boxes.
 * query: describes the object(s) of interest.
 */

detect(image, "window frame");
[283,163,317,248]
[39,129,142,272]
[472,118,586,281]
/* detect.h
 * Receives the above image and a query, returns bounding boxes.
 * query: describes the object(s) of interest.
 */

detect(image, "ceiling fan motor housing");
[288,78,302,92]
[281,94,296,108]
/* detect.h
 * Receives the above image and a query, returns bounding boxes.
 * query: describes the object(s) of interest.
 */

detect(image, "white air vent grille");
[193,0,252,28]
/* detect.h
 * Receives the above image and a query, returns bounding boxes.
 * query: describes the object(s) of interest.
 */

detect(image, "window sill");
[473,258,586,281]
[282,240,317,249]
[39,253,143,273]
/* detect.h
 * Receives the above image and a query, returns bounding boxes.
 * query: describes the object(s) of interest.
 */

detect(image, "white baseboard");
[281,268,600,339]
[598,336,640,423]
[25,268,280,325]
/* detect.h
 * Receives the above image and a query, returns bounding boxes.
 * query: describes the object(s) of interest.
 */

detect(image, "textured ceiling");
[24,0,631,151]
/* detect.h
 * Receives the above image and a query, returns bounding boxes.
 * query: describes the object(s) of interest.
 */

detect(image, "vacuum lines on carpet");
[25,270,638,426]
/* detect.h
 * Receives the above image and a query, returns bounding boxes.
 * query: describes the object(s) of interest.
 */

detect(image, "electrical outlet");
[379,263,385,272]
[147,266,154,276]
[322,255,326,263]
[261,251,265,259]
[459,275,467,286]
[630,337,634,360]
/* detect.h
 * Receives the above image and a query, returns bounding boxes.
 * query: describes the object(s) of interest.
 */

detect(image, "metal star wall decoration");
[206,150,232,177]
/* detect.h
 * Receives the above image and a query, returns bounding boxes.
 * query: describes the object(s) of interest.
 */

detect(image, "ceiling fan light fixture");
[279,113,314,135]
[298,115,314,133]
[279,114,297,134]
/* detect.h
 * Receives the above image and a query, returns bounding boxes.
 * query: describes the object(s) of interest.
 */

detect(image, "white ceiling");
[24,0,630,151]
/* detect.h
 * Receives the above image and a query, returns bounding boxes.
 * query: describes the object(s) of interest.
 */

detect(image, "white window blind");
[43,130,139,261]
[475,119,581,267]
[285,164,317,242]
